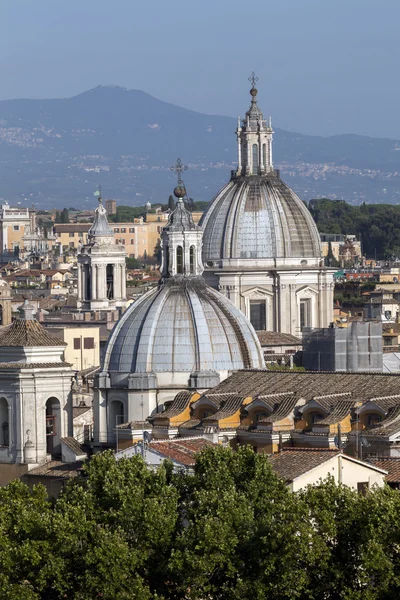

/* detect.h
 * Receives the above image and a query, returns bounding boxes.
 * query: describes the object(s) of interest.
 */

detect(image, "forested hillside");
[309,199,400,259]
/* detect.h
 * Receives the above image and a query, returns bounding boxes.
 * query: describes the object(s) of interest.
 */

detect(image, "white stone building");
[0,301,74,484]
[200,81,334,336]
[77,197,126,312]
[94,188,265,447]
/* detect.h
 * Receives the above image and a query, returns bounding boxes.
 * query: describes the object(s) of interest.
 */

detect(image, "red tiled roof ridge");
[280,448,342,452]
[0,319,66,347]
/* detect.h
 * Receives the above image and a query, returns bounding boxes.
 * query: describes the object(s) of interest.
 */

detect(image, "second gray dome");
[200,172,322,262]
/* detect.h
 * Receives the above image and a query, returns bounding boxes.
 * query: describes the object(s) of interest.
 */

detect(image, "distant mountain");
[1,85,400,209]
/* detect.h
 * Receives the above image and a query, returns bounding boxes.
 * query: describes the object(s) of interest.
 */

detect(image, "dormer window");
[367,413,382,426]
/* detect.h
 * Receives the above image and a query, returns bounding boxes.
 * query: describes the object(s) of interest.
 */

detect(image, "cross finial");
[170,158,188,185]
[94,184,102,203]
[248,71,259,89]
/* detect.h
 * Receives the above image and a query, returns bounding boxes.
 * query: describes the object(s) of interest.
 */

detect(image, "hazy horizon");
[2,0,400,139]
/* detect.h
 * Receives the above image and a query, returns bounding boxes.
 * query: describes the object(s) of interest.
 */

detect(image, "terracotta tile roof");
[39,296,65,311]
[24,460,84,479]
[179,419,203,431]
[154,391,192,419]
[256,331,302,346]
[203,394,247,422]
[54,224,91,233]
[363,404,400,436]
[0,362,71,369]
[268,448,342,483]
[0,319,66,347]
[369,458,400,483]
[116,421,151,430]
[72,406,91,419]
[315,400,355,425]
[370,395,400,411]
[148,438,214,466]
[61,437,86,455]
[209,370,400,403]
[261,394,298,423]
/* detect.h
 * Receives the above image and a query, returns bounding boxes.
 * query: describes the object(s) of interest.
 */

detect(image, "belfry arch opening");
[106,265,114,299]
[0,305,3,326]
[176,246,183,274]
[0,398,9,447]
[189,246,195,274]
[46,397,61,456]
[252,144,259,175]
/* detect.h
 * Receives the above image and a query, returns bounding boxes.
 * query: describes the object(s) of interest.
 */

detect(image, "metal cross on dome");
[170,158,188,184]
[248,71,259,88]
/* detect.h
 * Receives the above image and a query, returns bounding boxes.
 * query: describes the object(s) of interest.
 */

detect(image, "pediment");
[241,287,274,299]
[296,285,318,298]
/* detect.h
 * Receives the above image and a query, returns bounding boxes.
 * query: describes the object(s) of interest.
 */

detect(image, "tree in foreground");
[0,447,400,599]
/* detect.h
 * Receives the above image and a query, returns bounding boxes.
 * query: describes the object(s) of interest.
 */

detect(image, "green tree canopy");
[309,198,400,259]
[1,447,400,599]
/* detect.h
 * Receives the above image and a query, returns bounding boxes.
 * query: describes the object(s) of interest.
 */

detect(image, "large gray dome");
[200,171,322,262]
[104,277,264,376]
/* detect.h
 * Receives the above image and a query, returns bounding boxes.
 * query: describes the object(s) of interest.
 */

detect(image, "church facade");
[200,78,334,336]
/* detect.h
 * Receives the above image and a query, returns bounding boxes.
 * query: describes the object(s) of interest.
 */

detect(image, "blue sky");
[2,0,400,138]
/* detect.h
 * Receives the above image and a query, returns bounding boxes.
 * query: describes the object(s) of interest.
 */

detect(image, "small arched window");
[252,144,259,175]
[176,246,183,274]
[262,144,267,169]
[189,246,195,274]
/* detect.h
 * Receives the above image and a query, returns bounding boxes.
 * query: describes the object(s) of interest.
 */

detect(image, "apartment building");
[0,203,36,252]
[54,224,91,250]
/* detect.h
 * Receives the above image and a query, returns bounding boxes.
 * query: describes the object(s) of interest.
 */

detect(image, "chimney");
[84,311,91,322]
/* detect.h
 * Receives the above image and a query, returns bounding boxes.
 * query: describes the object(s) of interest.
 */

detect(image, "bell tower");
[235,72,274,177]
[77,196,126,311]
[160,159,203,279]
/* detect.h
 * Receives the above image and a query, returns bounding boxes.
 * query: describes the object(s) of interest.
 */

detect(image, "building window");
[252,143,259,175]
[120,239,125,245]
[46,415,56,437]
[13,225,19,231]
[121,228,126,233]
[249,300,266,331]
[129,228,135,233]
[176,246,183,274]
[189,245,195,274]
[84,337,94,349]
[73,337,81,350]
[130,239,134,244]
[357,482,369,495]
[263,143,267,168]
[367,413,382,426]
[114,228,119,233]
[255,412,268,422]
[311,412,324,424]
[69,232,74,238]
[300,299,311,330]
